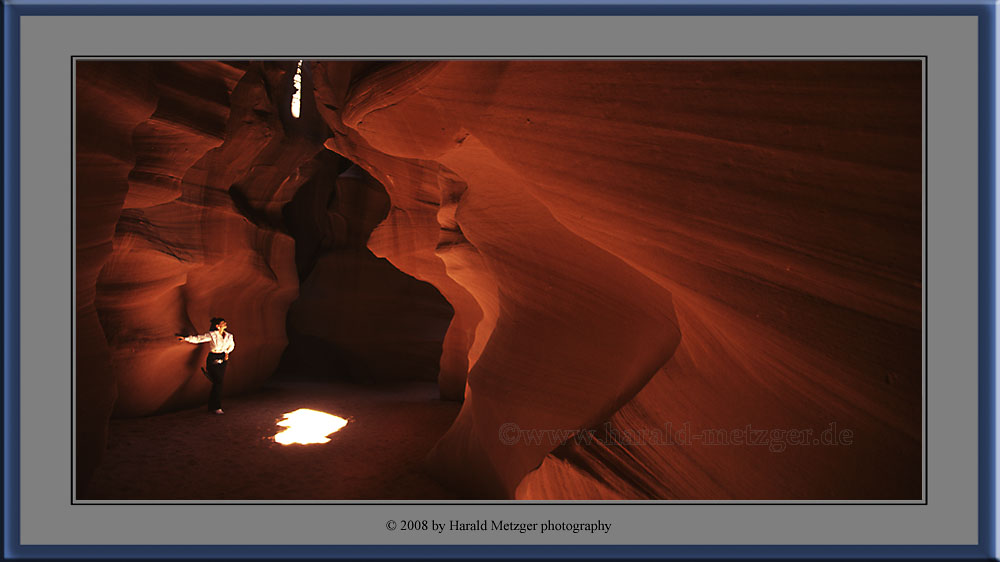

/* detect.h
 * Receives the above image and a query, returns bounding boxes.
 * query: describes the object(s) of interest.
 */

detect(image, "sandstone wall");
[314,60,922,499]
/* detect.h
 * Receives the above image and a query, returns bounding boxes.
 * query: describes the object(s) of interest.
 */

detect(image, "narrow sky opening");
[291,60,303,119]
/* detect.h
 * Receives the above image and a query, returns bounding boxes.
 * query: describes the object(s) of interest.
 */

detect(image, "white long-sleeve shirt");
[183,330,235,354]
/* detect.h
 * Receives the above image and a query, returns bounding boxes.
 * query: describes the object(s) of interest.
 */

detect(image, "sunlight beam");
[274,408,347,445]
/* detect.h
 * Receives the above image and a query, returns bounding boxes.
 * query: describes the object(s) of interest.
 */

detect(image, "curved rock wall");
[315,60,922,499]
[77,61,159,493]
[91,60,325,419]
[77,61,458,494]
[76,60,326,491]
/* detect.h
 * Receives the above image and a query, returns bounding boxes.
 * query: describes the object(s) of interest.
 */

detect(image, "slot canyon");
[76,59,922,500]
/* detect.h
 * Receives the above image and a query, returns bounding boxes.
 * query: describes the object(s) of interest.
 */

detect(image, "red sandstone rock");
[90,61,319,418]
[315,60,922,499]
[76,61,458,496]
[76,61,325,493]
[76,61,159,492]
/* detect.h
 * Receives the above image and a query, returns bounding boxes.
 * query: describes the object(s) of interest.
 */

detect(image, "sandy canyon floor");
[82,379,462,501]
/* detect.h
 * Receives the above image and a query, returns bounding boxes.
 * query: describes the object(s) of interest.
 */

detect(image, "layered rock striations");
[77,61,456,494]
[77,60,327,491]
[77,61,159,493]
[314,60,923,499]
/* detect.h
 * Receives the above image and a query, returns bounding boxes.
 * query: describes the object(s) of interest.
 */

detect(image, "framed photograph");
[3,1,996,559]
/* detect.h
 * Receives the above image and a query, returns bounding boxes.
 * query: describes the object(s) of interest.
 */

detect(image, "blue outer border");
[3,1,996,560]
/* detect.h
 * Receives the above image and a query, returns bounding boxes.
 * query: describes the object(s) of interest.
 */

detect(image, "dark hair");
[210,317,226,330]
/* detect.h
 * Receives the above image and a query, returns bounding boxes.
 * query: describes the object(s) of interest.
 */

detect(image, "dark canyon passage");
[76,59,922,500]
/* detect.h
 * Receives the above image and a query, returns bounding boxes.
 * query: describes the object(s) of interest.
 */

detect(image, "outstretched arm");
[177,333,211,344]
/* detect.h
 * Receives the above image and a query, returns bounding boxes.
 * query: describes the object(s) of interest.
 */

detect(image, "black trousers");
[206,352,227,410]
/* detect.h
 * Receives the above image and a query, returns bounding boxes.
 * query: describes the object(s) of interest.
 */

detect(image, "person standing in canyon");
[178,317,235,415]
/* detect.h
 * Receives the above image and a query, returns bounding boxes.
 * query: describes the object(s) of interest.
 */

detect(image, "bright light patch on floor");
[290,60,303,118]
[274,408,347,445]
